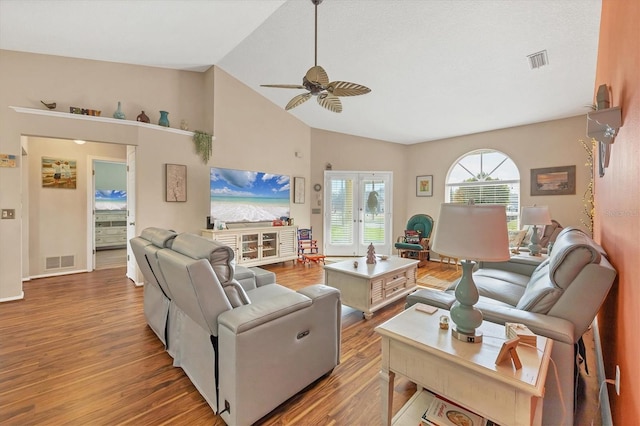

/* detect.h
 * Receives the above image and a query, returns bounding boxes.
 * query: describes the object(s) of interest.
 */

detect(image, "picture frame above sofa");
[530,165,576,196]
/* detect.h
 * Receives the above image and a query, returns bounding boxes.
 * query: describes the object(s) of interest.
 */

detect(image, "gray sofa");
[131,229,341,425]
[406,227,616,426]
[130,227,279,355]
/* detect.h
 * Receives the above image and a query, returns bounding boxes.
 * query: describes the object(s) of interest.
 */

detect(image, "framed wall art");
[42,156,77,189]
[166,164,187,202]
[294,176,305,204]
[530,165,576,196]
[416,175,433,197]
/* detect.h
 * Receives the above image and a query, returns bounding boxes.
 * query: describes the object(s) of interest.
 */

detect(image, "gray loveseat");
[406,227,616,426]
[131,229,341,425]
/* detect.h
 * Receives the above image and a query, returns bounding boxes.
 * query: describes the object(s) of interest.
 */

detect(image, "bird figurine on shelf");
[41,100,56,110]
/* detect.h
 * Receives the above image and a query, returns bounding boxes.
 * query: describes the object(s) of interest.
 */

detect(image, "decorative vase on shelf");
[158,110,170,127]
[136,111,150,123]
[113,101,126,120]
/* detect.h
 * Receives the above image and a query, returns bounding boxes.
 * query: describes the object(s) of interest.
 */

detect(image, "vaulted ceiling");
[0,0,601,144]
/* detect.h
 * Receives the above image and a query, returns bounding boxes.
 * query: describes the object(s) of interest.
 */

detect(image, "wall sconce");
[586,84,622,178]
[587,84,622,145]
[587,106,622,144]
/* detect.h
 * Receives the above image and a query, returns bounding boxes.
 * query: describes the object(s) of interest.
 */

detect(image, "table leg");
[379,369,395,425]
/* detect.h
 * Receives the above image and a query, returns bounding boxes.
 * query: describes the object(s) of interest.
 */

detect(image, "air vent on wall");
[527,50,549,69]
[45,255,75,270]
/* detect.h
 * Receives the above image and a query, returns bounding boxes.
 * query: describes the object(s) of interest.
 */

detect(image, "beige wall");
[0,50,310,300]
[404,115,591,231]
[0,47,593,302]
[27,138,126,276]
[310,128,408,251]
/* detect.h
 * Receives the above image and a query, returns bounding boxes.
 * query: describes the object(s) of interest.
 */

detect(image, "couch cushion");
[471,269,529,307]
[516,263,562,313]
[171,233,235,283]
[395,242,425,251]
[548,228,601,290]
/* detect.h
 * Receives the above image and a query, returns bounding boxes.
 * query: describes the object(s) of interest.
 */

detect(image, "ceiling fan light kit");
[261,0,370,113]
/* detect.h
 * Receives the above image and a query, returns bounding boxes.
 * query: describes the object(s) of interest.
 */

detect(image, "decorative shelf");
[9,106,195,137]
[587,106,621,144]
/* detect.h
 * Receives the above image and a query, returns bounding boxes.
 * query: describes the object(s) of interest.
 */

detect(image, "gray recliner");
[130,227,177,348]
[153,232,342,426]
[406,227,616,426]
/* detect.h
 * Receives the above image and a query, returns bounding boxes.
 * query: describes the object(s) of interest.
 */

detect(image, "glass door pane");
[261,232,277,259]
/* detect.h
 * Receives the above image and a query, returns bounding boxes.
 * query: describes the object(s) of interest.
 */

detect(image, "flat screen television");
[95,190,127,210]
[210,167,290,223]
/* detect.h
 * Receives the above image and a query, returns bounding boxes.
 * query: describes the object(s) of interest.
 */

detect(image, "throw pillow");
[508,230,527,248]
[404,230,421,243]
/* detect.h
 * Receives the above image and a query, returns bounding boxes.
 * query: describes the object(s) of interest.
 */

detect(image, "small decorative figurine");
[366,243,377,264]
[158,110,170,127]
[136,111,150,123]
[113,101,126,119]
[41,100,56,110]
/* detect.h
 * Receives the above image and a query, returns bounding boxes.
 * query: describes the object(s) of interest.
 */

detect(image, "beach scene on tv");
[210,167,290,223]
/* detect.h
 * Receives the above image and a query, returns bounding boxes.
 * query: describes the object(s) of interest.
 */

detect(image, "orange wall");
[594,0,640,423]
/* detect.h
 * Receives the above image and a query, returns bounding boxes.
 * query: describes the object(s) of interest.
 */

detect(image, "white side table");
[375,305,552,426]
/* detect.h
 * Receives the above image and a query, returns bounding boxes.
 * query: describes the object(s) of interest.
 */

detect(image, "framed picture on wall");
[166,164,187,202]
[530,165,576,196]
[294,176,305,204]
[416,175,433,197]
[42,156,77,189]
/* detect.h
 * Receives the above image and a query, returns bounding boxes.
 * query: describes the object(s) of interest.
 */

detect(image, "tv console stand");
[201,226,298,267]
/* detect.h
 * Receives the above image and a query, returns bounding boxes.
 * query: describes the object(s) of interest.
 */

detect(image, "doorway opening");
[93,159,127,270]
[323,171,393,256]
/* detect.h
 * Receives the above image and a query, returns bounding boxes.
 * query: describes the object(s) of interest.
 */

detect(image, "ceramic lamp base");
[452,328,483,343]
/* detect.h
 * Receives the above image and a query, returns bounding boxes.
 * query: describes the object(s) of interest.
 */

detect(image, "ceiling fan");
[261,0,371,113]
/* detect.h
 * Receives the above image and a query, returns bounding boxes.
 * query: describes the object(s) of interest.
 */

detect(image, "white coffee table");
[323,256,418,319]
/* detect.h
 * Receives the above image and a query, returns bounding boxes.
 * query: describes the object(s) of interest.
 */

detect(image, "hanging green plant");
[192,130,213,164]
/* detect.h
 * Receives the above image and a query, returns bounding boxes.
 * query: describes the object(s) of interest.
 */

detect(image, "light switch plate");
[1,209,15,219]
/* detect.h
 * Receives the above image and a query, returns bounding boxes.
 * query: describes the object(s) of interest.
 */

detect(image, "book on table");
[420,392,498,426]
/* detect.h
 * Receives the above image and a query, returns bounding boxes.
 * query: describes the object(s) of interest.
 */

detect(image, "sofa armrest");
[406,289,575,345]
[406,288,456,310]
[218,292,312,334]
[474,301,575,345]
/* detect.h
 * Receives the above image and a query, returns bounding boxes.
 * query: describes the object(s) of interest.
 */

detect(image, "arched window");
[445,149,520,229]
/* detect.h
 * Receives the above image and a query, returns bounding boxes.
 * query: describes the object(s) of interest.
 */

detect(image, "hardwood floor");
[0,260,599,425]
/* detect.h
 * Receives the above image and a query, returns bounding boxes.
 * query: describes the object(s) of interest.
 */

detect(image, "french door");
[323,171,392,256]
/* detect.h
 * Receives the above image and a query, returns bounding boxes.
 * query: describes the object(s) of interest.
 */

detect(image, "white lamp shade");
[521,205,552,226]
[431,203,511,262]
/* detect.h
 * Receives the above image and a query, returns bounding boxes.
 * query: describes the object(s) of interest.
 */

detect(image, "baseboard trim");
[0,292,24,303]
[593,317,613,426]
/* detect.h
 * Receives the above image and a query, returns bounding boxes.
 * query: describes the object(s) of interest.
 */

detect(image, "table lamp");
[431,203,510,343]
[521,205,552,256]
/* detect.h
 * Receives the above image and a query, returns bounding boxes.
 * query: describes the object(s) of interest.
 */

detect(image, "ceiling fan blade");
[261,84,306,89]
[327,81,371,97]
[285,93,312,110]
[317,93,342,113]
[305,65,329,85]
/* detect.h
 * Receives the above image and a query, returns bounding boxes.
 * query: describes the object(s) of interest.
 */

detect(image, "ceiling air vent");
[527,50,548,69]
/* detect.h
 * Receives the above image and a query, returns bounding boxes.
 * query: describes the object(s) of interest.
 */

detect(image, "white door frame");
[86,155,128,271]
[323,171,393,256]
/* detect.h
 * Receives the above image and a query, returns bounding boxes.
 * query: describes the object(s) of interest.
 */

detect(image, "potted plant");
[192,130,213,164]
